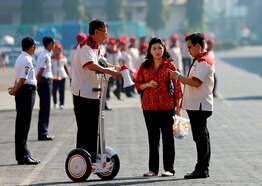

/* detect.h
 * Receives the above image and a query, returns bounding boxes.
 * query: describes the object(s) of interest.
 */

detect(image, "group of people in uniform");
[8,18,216,181]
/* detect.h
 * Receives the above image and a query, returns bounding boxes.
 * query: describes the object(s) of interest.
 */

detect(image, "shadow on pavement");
[225,96,262,101]
[220,57,262,78]
[27,176,185,186]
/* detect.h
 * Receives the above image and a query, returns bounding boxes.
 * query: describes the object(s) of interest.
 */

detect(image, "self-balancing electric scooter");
[65,60,134,182]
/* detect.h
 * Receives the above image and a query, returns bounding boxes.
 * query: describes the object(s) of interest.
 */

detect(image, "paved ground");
[0,46,262,185]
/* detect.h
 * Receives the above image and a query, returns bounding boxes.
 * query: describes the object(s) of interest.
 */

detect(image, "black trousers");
[37,77,52,137]
[143,109,175,175]
[73,95,100,162]
[52,78,66,105]
[15,85,36,160]
[186,109,212,173]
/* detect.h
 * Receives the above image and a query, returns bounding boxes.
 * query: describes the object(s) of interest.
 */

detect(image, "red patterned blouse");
[135,57,183,111]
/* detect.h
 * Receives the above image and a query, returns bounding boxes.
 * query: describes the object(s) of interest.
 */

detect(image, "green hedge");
[213,40,238,51]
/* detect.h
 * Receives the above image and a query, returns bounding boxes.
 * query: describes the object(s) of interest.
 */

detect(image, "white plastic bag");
[173,115,190,140]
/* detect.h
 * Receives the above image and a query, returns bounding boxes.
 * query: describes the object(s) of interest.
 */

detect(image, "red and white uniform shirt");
[182,52,214,111]
[70,36,102,99]
[51,55,68,80]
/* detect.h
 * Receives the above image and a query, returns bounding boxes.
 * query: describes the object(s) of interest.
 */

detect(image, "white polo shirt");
[36,49,53,79]
[15,51,37,86]
[70,36,102,99]
[51,56,68,79]
[182,53,214,111]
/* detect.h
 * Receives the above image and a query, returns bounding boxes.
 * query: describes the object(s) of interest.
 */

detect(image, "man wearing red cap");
[51,43,70,109]
[106,37,123,100]
[168,34,183,74]
[69,33,87,83]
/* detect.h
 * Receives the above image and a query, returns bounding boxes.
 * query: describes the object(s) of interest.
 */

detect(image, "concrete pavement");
[0,46,262,185]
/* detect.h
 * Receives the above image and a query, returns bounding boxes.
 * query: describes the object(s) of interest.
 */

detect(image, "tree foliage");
[104,0,126,21]
[185,0,205,32]
[145,0,169,34]
[63,0,86,22]
[21,0,44,24]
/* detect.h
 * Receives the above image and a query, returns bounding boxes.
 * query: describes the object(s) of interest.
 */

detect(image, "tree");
[63,0,86,22]
[21,0,44,24]
[184,0,205,32]
[145,0,170,35]
[104,0,126,21]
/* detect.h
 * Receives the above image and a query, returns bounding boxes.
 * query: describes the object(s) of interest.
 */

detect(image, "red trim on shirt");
[196,52,214,67]
[82,61,94,68]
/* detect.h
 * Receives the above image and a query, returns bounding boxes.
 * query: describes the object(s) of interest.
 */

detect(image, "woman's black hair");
[144,37,173,69]
[89,19,108,35]
[185,32,205,49]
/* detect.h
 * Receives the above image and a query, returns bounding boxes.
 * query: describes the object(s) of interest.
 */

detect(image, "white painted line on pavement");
[20,122,76,186]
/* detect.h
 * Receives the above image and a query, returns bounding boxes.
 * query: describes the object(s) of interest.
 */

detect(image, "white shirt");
[121,50,133,71]
[182,58,214,111]
[15,51,37,86]
[36,49,53,79]
[70,44,102,99]
[106,51,122,66]
[168,46,183,73]
[127,47,140,70]
[51,56,68,79]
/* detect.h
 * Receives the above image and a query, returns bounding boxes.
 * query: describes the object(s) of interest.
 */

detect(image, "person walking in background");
[119,39,133,97]
[241,24,251,46]
[135,37,183,177]
[8,36,41,165]
[106,37,123,100]
[168,34,183,74]
[206,39,217,97]
[71,19,122,163]
[36,36,55,141]
[51,43,69,109]
[181,32,192,75]
[127,36,140,95]
[0,49,6,72]
[69,33,87,84]
[168,33,214,179]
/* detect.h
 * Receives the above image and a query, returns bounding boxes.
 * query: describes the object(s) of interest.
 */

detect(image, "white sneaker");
[54,104,58,108]
[60,105,64,109]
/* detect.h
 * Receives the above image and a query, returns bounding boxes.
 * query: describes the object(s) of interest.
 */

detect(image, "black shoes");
[38,134,55,141]
[17,157,41,165]
[184,170,209,179]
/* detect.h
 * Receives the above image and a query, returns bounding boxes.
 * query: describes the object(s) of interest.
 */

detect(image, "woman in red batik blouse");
[135,37,183,177]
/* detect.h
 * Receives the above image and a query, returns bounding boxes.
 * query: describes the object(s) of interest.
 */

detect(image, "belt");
[40,77,53,84]
[23,84,36,91]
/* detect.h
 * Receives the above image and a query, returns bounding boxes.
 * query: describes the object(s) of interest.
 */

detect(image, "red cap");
[185,32,191,36]
[76,33,87,42]
[171,34,178,41]
[109,38,116,44]
[202,32,207,38]
[55,43,63,51]
[162,37,167,41]
[130,36,136,41]
[120,40,128,45]
[140,35,146,40]
[207,39,214,45]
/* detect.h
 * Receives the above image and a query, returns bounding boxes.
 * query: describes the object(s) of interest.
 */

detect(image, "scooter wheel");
[65,149,92,182]
[97,154,120,180]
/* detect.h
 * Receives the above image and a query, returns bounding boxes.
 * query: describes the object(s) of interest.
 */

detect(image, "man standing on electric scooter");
[70,19,122,162]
